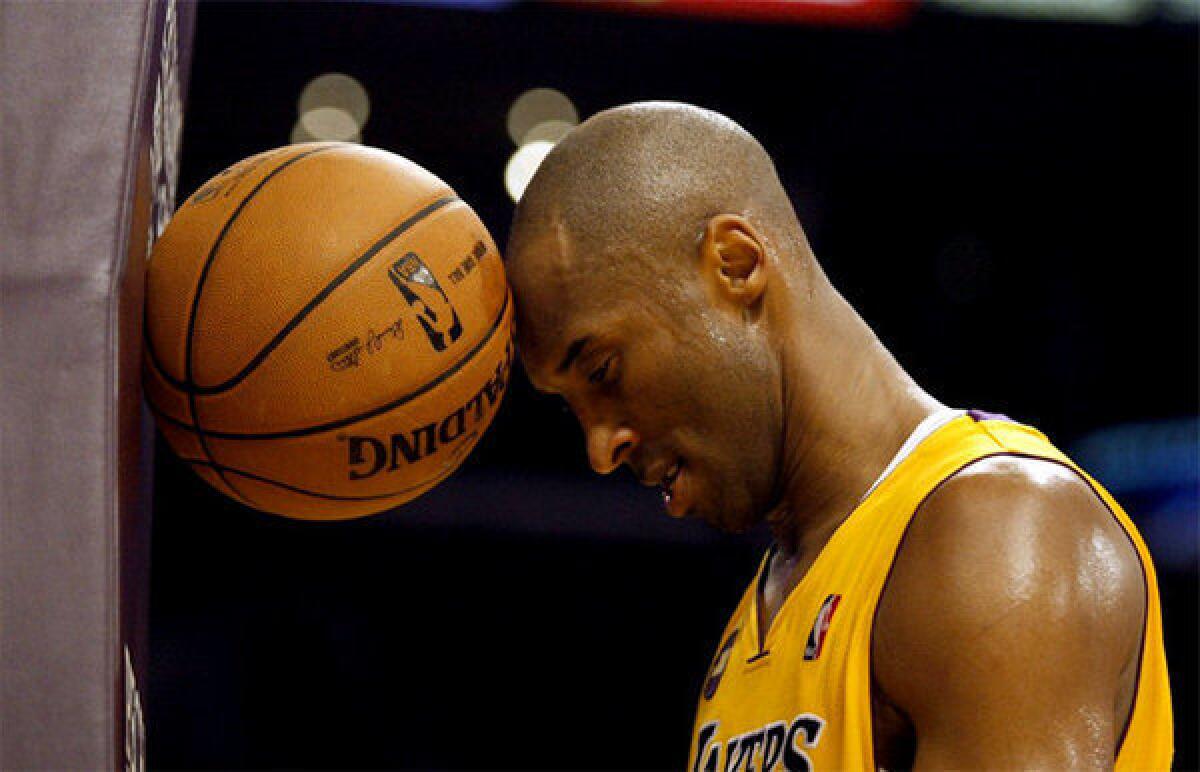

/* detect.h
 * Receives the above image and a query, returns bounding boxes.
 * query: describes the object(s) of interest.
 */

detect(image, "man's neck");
[767,279,941,559]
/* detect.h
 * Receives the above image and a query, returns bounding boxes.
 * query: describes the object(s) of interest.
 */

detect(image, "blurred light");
[504,140,555,202]
[298,73,370,127]
[932,0,1152,23]
[1071,417,1199,494]
[294,107,361,142]
[1162,0,1200,21]
[507,88,578,146]
[1135,493,1199,570]
[554,0,915,27]
[1070,417,1199,571]
[523,119,576,144]
[290,121,317,144]
[380,0,515,7]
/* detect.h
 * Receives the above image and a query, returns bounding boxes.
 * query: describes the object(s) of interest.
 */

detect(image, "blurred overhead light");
[295,106,362,142]
[1071,417,1199,495]
[522,119,576,145]
[504,140,555,202]
[299,72,370,127]
[507,88,578,146]
[293,72,369,144]
[1070,416,1199,571]
[931,0,1152,23]
[553,0,915,27]
[1161,0,1199,21]
[290,121,317,144]
[381,0,515,7]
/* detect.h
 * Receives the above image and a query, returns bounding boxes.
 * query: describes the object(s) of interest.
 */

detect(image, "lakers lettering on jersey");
[689,411,1173,772]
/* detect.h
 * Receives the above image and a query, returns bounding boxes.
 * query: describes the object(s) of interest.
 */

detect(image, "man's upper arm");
[872,456,1145,769]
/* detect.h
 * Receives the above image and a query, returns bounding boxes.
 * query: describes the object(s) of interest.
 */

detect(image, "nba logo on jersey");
[388,251,464,352]
[703,629,739,700]
[804,594,842,661]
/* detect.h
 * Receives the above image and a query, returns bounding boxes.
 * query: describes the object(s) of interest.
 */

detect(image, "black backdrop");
[150,3,1197,768]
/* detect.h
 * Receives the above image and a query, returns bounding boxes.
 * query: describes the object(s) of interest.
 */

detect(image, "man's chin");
[668,472,762,532]
[697,505,755,535]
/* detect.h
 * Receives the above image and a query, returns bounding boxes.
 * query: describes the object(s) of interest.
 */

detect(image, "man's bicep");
[872,458,1140,769]
[901,625,1116,770]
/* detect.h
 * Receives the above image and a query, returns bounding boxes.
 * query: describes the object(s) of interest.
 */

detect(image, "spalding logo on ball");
[143,142,513,520]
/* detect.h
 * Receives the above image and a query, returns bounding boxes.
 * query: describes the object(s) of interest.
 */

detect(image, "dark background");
[150,2,1197,768]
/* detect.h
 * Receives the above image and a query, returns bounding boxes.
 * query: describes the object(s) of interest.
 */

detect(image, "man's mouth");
[659,460,683,506]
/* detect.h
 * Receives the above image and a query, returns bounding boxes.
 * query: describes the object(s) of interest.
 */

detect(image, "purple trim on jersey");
[968,409,1013,423]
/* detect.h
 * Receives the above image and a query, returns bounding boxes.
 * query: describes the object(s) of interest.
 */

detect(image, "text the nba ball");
[143,143,513,520]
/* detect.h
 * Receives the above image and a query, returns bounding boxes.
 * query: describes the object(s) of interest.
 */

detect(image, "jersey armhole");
[866,450,1149,764]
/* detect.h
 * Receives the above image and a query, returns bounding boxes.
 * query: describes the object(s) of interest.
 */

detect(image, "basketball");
[143,142,513,520]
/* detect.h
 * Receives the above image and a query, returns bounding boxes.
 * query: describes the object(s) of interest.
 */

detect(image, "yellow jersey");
[688,411,1172,771]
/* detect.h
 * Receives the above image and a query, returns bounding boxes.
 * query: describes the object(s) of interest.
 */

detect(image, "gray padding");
[0,1,193,767]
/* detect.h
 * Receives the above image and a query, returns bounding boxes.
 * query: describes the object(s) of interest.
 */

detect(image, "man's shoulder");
[879,453,1146,634]
[906,453,1135,565]
[871,454,1145,719]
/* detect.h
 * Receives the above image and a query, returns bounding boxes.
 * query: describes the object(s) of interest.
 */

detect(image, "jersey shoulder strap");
[965,415,1174,769]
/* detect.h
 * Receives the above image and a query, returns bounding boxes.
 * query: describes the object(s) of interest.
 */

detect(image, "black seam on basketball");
[144,393,202,431]
[184,145,337,504]
[159,290,511,440]
[143,314,190,391]
[191,194,460,395]
[143,195,460,396]
[143,145,338,393]
[181,457,457,502]
[142,193,459,431]
[141,193,458,422]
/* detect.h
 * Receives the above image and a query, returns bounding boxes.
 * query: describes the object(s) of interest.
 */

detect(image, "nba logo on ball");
[388,251,463,352]
[144,143,514,520]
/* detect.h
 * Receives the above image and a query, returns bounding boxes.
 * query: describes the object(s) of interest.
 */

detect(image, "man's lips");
[636,458,686,516]
[658,460,685,517]
[659,460,682,496]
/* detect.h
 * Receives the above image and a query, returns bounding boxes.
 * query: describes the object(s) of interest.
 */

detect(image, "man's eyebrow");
[555,336,591,374]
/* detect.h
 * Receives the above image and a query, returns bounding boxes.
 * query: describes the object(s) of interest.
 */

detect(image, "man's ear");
[699,214,767,308]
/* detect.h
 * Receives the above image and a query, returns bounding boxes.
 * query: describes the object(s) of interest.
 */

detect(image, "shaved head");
[503,102,816,530]
[509,102,802,292]
[507,102,810,381]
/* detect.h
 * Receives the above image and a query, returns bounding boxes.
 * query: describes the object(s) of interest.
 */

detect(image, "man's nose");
[586,424,639,475]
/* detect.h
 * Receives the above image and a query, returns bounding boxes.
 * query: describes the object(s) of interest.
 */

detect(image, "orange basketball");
[144,142,513,520]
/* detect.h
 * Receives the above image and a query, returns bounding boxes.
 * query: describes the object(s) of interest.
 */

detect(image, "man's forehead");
[507,229,573,372]
[515,291,606,379]
[507,217,659,379]
[510,214,574,276]
[509,226,571,327]
[513,284,638,389]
